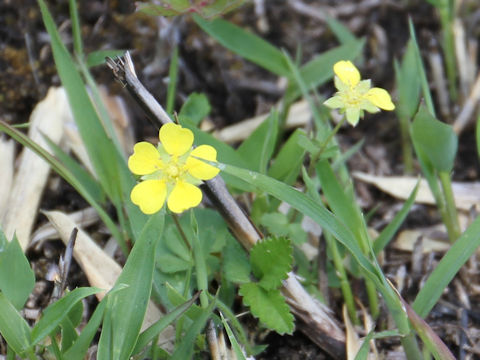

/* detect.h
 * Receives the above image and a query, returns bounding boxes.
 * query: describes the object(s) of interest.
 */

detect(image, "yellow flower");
[324,60,395,126]
[128,123,220,214]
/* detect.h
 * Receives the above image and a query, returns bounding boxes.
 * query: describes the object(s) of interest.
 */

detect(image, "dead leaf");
[353,172,480,211]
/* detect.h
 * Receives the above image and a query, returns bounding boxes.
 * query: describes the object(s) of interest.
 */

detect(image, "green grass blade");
[0,120,123,244]
[194,16,290,76]
[285,40,365,103]
[217,162,379,279]
[408,18,435,117]
[0,234,35,309]
[86,49,126,67]
[373,181,419,255]
[237,109,278,174]
[413,214,480,317]
[68,0,83,56]
[0,293,32,355]
[220,312,247,360]
[31,287,101,345]
[97,211,165,359]
[43,136,105,203]
[325,16,357,44]
[63,298,107,360]
[38,0,132,205]
[170,298,217,360]
[132,293,199,355]
[166,45,179,114]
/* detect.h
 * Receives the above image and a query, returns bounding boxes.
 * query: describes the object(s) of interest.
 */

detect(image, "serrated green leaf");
[412,106,458,172]
[179,92,211,126]
[0,234,35,309]
[250,237,292,290]
[223,240,251,284]
[239,283,293,335]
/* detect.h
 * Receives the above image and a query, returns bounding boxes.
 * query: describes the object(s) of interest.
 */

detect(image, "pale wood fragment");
[2,87,67,249]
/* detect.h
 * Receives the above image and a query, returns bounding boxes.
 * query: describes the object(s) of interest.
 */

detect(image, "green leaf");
[170,297,217,359]
[0,233,35,309]
[412,105,458,172]
[220,312,247,360]
[268,129,306,184]
[133,294,199,355]
[223,240,251,284]
[237,109,278,174]
[0,120,123,247]
[179,92,211,126]
[43,135,105,203]
[251,237,292,290]
[325,16,357,44]
[413,213,480,317]
[260,213,307,245]
[217,161,380,280]
[394,39,421,120]
[0,292,32,355]
[97,211,165,359]
[86,49,126,67]
[194,16,290,76]
[31,287,100,345]
[239,283,293,334]
[138,0,245,18]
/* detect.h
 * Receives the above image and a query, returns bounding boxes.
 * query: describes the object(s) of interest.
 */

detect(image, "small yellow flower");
[128,123,220,214]
[324,60,395,126]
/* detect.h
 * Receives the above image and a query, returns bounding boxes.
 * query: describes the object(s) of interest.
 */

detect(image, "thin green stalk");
[68,0,83,57]
[190,212,209,308]
[166,45,179,115]
[401,333,423,360]
[438,171,461,241]
[192,232,209,308]
[438,1,457,101]
[325,232,358,324]
[399,115,414,174]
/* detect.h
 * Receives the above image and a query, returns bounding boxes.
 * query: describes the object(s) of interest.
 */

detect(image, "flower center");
[341,87,363,106]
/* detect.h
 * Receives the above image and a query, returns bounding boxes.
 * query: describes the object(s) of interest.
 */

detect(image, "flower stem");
[325,232,358,324]
[438,171,461,242]
[308,117,346,175]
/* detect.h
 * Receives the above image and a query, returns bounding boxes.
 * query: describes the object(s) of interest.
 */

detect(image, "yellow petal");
[365,87,395,110]
[167,181,202,213]
[128,142,163,175]
[333,60,360,87]
[186,145,220,180]
[131,180,167,214]
[159,123,194,156]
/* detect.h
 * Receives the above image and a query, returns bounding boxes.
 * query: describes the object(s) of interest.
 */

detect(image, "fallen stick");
[107,52,346,359]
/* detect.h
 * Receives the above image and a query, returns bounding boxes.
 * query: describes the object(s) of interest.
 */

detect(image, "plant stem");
[401,333,423,360]
[325,232,358,324]
[438,171,461,242]
[399,115,414,174]
[192,228,209,308]
[308,117,346,175]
